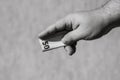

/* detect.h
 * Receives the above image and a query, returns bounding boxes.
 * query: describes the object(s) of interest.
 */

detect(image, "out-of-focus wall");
[0,0,120,80]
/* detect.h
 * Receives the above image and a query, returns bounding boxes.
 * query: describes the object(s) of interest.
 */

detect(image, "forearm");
[101,0,120,23]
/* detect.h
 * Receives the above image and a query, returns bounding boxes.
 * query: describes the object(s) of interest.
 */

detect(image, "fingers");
[39,19,67,39]
[62,26,85,45]
[64,42,77,55]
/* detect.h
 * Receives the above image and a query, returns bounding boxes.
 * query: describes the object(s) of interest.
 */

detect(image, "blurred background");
[0,0,120,80]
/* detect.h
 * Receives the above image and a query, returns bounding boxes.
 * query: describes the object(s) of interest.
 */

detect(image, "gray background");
[0,0,120,80]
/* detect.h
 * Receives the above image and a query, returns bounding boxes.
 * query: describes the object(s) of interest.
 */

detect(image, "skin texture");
[39,0,120,55]
[40,11,108,55]
[0,0,120,80]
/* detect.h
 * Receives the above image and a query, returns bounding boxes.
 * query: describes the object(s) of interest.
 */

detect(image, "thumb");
[62,28,85,45]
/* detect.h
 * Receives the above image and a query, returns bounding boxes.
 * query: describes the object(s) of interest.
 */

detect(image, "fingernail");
[64,46,71,55]
[67,49,73,56]
[66,50,70,55]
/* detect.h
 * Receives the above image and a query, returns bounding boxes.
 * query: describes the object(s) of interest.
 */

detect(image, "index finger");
[39,19,67,39]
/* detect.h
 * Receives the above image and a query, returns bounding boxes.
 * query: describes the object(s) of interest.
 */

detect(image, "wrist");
[97,0,120,24]
[100,7,116,24]
[90,8,111,27]
[93,8,111,25]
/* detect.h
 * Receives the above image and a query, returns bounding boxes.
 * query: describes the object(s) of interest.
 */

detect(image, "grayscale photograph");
[0,0,120,80]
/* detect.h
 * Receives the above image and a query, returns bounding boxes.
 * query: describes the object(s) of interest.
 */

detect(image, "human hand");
[39,10,108,55]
